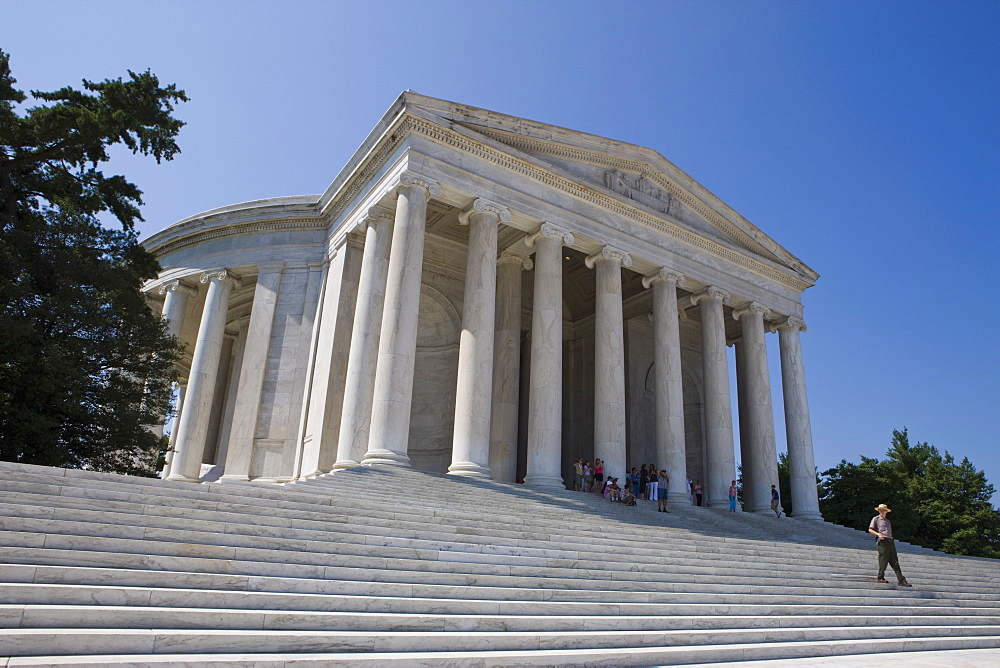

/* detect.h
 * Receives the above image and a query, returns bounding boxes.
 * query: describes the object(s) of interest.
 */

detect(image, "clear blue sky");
[5,0,998,502]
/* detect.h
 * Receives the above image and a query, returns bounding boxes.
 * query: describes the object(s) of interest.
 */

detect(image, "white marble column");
[162,382,185,479]
[643,268,687,500]
[168,269,240,482]
[220,265,283,481]
[776,316,823,520]
[734,339,752,510]
[364,174,441,467]
[449,199,509,477]
[586,246,632,484]
[158,280,198,340]
[155,280,198,442]
[523,223,574,488]
[734,302,779,514]
[215,323,247,468]
[300,238,363,476]
[334,208,395,470]
[691,286,735,508]
[489,250,532,482]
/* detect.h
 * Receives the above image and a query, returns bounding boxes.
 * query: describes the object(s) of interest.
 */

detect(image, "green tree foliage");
[776,452,793,517]
[0,50,187,475]
[820,428,1000,558]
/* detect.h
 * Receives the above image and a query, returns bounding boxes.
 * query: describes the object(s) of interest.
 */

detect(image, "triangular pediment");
[399,92,817,282]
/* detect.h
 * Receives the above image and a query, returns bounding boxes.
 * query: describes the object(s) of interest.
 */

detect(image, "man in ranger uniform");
[868,504,913,587]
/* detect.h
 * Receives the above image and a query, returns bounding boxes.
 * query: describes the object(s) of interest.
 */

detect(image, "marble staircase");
[0,461,998,666]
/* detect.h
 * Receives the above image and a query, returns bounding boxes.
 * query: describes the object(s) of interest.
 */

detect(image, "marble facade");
[143,93,823,519]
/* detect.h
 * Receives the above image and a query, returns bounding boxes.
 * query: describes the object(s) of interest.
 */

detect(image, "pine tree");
[820,428,1000,558]
[0,50,187,475]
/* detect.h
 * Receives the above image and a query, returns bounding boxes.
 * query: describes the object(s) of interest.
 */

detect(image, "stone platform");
[0,461,997,665]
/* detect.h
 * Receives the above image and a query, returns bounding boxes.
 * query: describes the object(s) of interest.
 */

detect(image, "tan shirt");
[870,515,893,539]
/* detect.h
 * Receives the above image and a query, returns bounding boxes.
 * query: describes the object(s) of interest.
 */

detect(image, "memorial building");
[144,92,822,519]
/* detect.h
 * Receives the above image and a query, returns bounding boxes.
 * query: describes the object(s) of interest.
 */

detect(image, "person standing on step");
[574,459,584,492]
[868,503,912,587]
[770,484,782,517]
[583,461,593,493]
[687,477,694,505]
[647,469,658,505]
[593,459,604,495]
[694,479,703,506]
[639,465,650,500]
[657,469,670,513]
[729,480,738,513]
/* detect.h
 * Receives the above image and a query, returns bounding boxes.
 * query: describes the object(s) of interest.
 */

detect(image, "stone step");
[0,472,813,554]
[2,462,994,665]
[0,496,960,584]
[0,466,948,561]
[5,563,995,610]
[0,491,988,587]
[0,461,943,549]
[10,639,1000,667]
[2,546,997,609]
[7,640,1000,667]
[4,604,1000,634]
[0,491,897,576]
[2,531,993,604]
[0,510,954,586]
[6,583,999,619]
[3,625,1000,657]
[2,523,995,603]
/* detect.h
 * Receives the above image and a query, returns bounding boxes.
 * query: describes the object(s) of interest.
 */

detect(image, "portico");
[143,92,823,520]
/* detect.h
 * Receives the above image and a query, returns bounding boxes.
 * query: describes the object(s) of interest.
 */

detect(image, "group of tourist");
[572,459,672,512]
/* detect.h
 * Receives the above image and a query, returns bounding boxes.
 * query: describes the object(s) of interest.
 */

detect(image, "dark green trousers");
[877,538,906,582]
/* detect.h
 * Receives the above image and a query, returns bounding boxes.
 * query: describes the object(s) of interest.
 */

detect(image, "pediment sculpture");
[604,170,674,217]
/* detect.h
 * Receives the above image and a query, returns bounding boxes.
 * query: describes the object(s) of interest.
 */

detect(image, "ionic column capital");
[353,205,394,232]
[397,172,442,200]
[158,279,198,298]
[642,268,686,290]
[458,198,511,226]
[525,222,574,248]
[733,302,772,321]
[584,245,633,269]
[498,250,533,271]
[200,269,242,290]
[772,316,807,333]
[691,286,731,306]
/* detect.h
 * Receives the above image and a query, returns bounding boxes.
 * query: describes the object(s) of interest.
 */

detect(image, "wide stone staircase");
[0,460,998,666]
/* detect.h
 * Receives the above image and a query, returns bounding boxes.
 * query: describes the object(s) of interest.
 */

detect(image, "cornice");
[150,218,326,257]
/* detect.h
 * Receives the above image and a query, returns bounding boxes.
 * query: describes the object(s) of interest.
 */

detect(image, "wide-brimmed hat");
[874,503,892,512]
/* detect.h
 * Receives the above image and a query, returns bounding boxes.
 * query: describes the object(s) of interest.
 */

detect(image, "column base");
[361,450,411,467]
[218,474,251,483]
[331,460,360,471]
[447,462,492,478]
[523,475,564,488]
[792,511,825,521]
[706,500,729,510]
[165,474,202,483]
